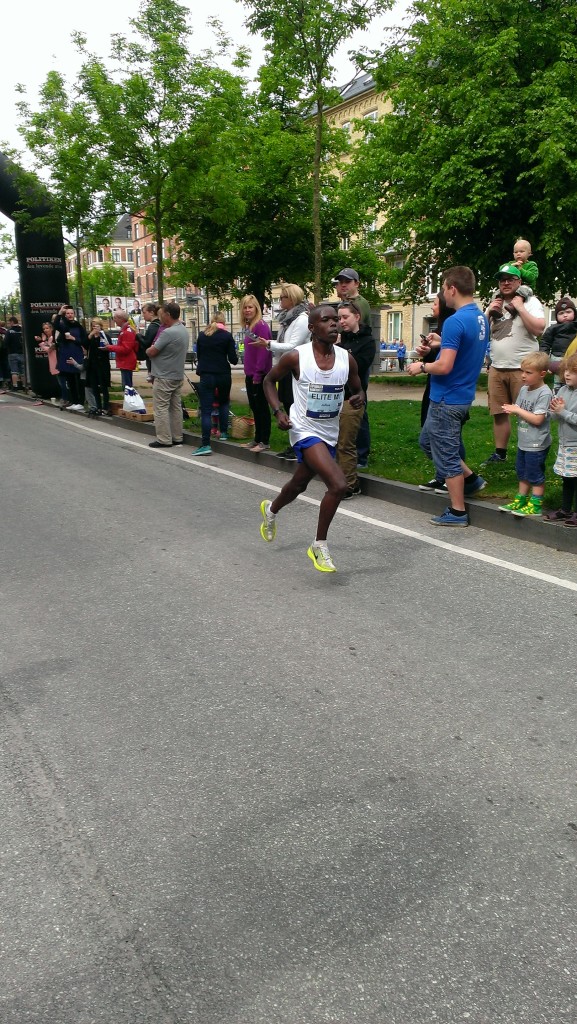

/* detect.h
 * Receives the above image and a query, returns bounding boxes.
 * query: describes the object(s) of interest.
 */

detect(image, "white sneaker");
[307,542,336,573]
[68,404,85,412]
[259,500,277,542]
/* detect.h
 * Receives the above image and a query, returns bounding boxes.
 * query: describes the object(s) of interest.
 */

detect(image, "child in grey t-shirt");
[499,352,552,517]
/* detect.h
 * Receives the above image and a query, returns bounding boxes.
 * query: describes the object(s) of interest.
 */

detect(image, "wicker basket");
[230,415,255,439]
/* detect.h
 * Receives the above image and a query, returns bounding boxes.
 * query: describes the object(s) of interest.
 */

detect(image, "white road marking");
[20,406,577,592]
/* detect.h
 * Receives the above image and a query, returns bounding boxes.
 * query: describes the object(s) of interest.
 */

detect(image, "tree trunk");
[248,280,266,313]
[155,210,164,304]
[312,105,323,304]
[75,228,85,320]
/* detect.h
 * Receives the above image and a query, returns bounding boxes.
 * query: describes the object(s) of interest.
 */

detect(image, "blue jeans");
[198,373,232,445]
[419,400,470,479]
[121,369,133,388]
[516,447,549,486]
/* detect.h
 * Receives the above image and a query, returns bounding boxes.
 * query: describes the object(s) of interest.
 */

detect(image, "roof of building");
[110,213,132,242]
[337,73,377,104]
[308,73,377,116]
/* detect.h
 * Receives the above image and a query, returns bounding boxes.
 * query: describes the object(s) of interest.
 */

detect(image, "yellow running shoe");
[259,499,277,542]
[307,542,336,572]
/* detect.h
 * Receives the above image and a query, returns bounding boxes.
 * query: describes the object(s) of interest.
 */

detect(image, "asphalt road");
[1,399,576,1024]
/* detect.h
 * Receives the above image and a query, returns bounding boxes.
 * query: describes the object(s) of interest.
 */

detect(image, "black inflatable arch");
[0,152,68,397]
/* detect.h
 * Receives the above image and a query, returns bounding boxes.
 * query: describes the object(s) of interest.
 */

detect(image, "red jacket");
[108,324,139,370]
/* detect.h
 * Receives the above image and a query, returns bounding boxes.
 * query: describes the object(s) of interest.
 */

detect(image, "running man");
[260,304,364,572]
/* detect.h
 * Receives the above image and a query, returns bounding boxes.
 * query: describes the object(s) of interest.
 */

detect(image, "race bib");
[306,383,344,419]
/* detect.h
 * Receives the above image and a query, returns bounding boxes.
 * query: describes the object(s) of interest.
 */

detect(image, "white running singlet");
[288,342,350,449]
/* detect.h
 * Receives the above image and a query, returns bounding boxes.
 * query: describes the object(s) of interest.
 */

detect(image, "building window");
[151,243,157,262]
[152,272,157,293]
[111,248,121,263]
[424,267,439,297]
[143,245,148,265]
[135,250,141,267]
[126,248,133,263]
[341,121,351,135]
[128,270,134,284]
[387,311,403,343]
[134,223,140,240]
[341,235,350,251]
[363,109,378,142]
[137,278,142,295]
[97,250,104,263]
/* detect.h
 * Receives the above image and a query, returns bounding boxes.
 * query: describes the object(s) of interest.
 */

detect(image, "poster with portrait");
[96,295,113,318]
[96,295,138,320]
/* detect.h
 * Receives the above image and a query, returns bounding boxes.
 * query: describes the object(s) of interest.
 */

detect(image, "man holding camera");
[483,263,545,464]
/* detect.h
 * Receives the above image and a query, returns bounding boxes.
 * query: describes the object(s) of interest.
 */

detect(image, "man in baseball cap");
[483,262,545,464]
[495,262,522,280]
[331,268,371,326]
[330,268,373,468]
[332,267,360,285]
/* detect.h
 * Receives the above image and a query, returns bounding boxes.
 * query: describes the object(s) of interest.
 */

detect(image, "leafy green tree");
[68,263,132,316]
[0,228,17,270]
[344,0,577,300]
[15,73,118,312]
[76,0,249,303]
[0,288,21,319]
[242,0,393,302]
[167,92,346,308]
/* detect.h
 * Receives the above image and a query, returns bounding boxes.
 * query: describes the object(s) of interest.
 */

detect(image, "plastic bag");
[123,386,146,413]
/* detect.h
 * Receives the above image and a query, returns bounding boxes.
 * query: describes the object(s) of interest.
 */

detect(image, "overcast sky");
[0,0,409,296]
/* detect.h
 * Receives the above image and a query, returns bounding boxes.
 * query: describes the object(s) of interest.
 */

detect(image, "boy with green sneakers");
[499,352,552,516]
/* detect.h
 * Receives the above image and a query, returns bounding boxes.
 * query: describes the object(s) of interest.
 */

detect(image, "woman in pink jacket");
[239,294,272,452]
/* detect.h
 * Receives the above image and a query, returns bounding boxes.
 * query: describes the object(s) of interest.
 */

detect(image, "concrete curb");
[111,415,576,556]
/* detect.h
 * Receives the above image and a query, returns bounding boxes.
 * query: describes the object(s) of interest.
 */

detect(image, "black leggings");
[562,477,577,512]
[60,372,81,405]
[245,376,271,444]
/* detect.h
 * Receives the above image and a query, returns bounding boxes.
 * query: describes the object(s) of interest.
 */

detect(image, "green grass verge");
[370,372,488,392]
[159,387,562,506]
[214,398,562,506]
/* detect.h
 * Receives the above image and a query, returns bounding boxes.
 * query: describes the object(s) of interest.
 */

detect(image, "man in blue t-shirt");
[408,266,489,526]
